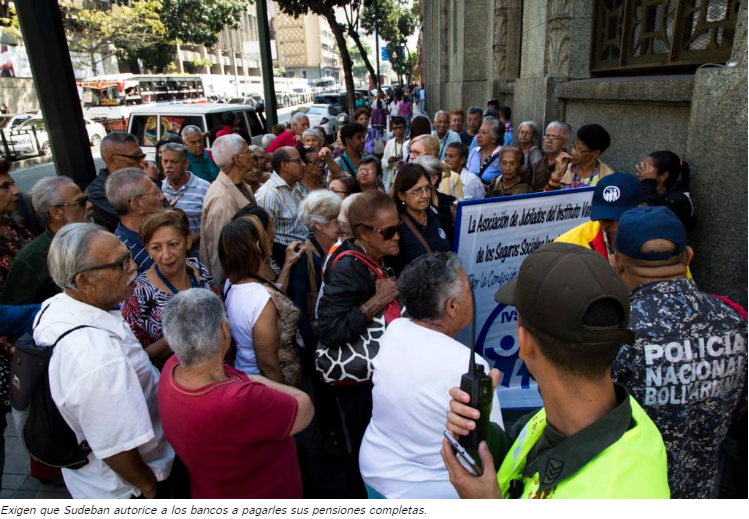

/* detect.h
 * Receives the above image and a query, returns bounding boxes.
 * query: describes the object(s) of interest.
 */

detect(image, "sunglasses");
[111,153,147,161]
[52,195,89,209]
[357,221,402,240]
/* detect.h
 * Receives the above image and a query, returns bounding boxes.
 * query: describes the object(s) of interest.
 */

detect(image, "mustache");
[126,271,138,286]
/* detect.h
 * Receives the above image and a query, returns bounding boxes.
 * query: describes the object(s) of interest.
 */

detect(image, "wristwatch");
[359,303,374,322]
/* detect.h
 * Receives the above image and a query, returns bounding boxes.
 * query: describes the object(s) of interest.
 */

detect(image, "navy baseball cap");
[614,206,687,261]
[590,173,644,222]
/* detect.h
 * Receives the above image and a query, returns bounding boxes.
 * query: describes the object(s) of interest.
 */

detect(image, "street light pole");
[255,0,277,126]
[374,0,381,90]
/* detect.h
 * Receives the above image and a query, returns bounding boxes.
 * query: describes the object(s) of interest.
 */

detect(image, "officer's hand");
[446,368,501,439]
[441,440,501,499]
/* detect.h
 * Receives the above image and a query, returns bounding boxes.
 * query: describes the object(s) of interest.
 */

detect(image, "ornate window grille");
[591,0,740,73]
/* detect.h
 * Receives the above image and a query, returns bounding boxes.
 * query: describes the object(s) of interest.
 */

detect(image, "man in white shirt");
[380,116,407,191]
[36,223,173,499]
[360,252,502,498]
[445,142,485,201]
[432,111,462,160]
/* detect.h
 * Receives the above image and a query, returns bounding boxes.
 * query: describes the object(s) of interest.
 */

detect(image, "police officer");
[441,242,670,499]
[611,206,747,499]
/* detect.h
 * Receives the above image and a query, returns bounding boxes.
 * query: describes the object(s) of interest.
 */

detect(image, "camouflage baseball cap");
[495,242,635,345]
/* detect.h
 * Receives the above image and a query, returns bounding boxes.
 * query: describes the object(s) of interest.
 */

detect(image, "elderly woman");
[299,147,326,196]
[329,176,361,200]
[635,151,695,231]
[410,138,463,200]
[546,123,613,190]
[356,156,383,193]
[390,163,451,275]
[466,116,504,184]
[219,216,302,387]
[267,112,309,153]
[488,146,534,198]
[302,128,325,151]
[401,116,432,161]
[359,252,502,498]
[243,144,267,192]
[317,190,401,498]
[414,156,457,240]
[159,288,313,498]
[517,120,543,170]
[122,209,220,368]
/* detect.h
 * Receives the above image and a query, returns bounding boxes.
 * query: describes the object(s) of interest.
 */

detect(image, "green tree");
[274,0,358,113]
[362,0,418,86]
[345,39,370,86]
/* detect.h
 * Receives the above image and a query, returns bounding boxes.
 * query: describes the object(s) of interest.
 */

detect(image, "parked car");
[126,104,266,160]
[226,97,257,108]
[8,117,106,156]
[292,104,342,144]
[0,111,40,130]
[314,94,349,115]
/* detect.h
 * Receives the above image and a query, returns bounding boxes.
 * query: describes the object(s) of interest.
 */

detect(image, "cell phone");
[444,430,483,476]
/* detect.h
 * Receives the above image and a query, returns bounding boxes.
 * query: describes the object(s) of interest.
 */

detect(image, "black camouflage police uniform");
[612,278,747,499]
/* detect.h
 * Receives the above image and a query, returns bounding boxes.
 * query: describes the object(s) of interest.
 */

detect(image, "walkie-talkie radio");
[458,284,494,469]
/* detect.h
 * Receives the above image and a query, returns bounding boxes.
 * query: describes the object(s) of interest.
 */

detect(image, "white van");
[127,104,266,160]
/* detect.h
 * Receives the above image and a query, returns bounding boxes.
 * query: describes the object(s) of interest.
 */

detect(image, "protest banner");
[454,187,595,409]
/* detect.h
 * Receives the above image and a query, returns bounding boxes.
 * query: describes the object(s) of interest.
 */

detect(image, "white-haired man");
[182,125,219,182]
[36,223,173,498]
[432,111,461,160]
[200,134,257,287]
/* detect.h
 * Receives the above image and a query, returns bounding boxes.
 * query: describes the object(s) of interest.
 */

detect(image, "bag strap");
[52,325,94,348]
[305,248,318,317]
[402,213,432,254]
[707,294,748,321]
[478,152,499,183]
[331,250,385,279]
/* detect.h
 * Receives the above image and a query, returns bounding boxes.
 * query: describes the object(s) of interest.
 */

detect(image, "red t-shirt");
[158,356,302,499]
[265,130,299,153]
[216,126,233,138]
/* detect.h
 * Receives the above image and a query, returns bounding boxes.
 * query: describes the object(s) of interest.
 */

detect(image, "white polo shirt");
[34,293,173,499]
[359,318,504,498]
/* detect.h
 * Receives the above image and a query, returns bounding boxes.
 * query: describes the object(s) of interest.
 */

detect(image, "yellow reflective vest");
[497,396,671,499]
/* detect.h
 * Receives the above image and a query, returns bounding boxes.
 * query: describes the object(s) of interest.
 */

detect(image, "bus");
[78,74,206,122]
[309,77,340,93]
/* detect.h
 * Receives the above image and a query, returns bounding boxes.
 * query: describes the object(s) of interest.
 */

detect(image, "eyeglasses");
[408,149,424,158]
[76,250,133,277]
[572,143,592,154]
[111,153,147,161]
[330,189,349,196]
[357,222,402,240]
[543,134,564,141]
[406,185,431,197]
[130,188,162,203]
[52,195,89,209]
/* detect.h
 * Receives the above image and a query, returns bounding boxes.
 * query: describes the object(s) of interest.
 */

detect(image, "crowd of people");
[0,85,745,500]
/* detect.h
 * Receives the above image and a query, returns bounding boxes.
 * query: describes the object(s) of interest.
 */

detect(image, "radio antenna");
[469,281,477,373]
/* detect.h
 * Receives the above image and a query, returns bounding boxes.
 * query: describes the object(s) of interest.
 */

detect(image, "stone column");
[685,0,748,306]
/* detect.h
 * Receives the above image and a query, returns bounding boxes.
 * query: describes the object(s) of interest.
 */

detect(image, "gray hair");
[211,133,246,170]
[105,167,148,215]
[414,155,443,179]
[398,252,465,323]
[299,189,341,229]
[482,116,504,145]
[261,133,276,149]
[433,110,449,121]
[48,223,107,290]
[161,142,188,160]
[180,125,203,138]
[271,146,294,173]
[100,131,138,156]
[248,144,264,154]
[546,120,573,145]
[31,176,75,225]
[162,288,228,367]
[302,128,324,146]
[518,121,540,146]
[338,192,361,234]
[467,106,483,117]
[291,112,309,125]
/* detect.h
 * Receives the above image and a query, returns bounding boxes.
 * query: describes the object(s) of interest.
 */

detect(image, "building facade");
[421,0,748,305]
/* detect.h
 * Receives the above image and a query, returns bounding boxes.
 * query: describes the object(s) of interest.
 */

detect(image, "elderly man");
[443,243,670,499]
[35,223,173,498]
[160,142,209,258]
[182,125,219,183]
[432,111,462,160]
[158,288,314,498]
[266,112,309,153]
[523,121,572,191]
[255,146,307,267]
[445,142,484,201]
[0,176,92,306]
[611,206,747,499]
[200,134,257,287]
[360,252,502,499]
[461,106,482,147]
[86,132,147,231]
[106,168,166,274]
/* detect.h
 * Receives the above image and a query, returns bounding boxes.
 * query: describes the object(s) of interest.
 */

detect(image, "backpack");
[10,305,93,469]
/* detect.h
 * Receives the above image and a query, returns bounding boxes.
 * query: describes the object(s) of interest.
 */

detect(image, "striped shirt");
[114,222,154,274]
[255,172,308,246]
[162,172,210,256]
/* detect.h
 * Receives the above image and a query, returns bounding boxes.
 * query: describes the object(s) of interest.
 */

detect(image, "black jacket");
[641,173,696,232]
[85,169,120,232]
[317,239,377,348]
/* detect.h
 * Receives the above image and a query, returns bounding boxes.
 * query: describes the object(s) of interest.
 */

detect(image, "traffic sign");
[381,46,390,61]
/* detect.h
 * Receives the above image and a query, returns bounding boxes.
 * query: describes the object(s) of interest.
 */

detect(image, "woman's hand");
[373,277,399,307]
[284,240,306,267]
[635,161,659,181]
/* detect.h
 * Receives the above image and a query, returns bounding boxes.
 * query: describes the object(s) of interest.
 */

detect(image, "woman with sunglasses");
[317,190,401,498]
[122,209,220,369]
[389,164,451,275]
